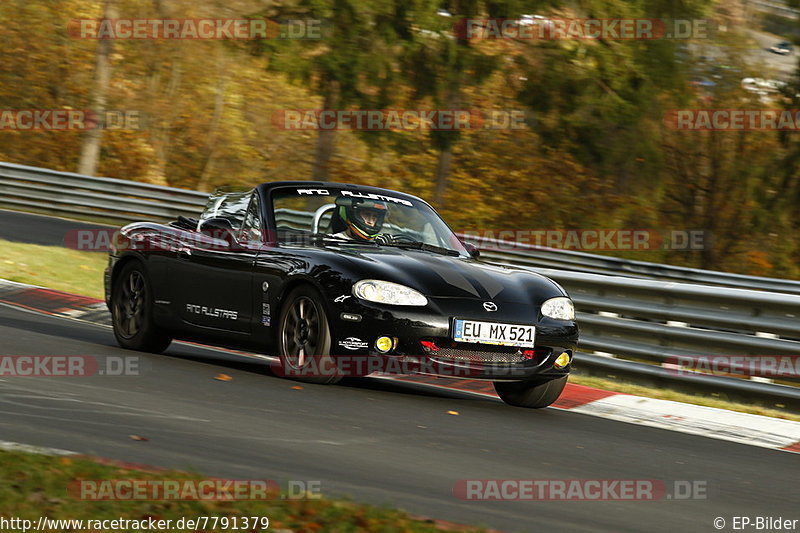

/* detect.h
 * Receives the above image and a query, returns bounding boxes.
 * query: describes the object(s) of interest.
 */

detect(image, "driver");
[333,197,390,242]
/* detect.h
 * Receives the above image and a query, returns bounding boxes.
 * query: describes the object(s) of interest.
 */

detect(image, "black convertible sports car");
[105,181,579,408]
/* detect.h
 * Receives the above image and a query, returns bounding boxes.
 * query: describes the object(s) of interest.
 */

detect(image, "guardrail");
[0,162,207,222]
[458,234,800,295]
[536,267,800,410]
[2,162,799,410]
[752,0,800,19]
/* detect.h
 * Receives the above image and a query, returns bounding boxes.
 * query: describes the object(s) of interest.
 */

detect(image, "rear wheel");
[111,261,172,353]
[277,285,341,384]
[494,375,567,408]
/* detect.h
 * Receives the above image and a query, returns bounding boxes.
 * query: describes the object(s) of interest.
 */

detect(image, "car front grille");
[433,347,527,363]
[423,342,551,364]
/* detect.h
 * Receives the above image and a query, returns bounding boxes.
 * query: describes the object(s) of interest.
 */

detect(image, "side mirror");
[199,217,237,245]
[464,242,481,258]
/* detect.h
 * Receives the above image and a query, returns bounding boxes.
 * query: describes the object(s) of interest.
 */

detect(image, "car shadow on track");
[161,342,498,404]
[0,308,500,406]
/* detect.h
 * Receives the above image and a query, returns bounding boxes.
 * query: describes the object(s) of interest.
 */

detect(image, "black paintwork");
[105,181,579,381]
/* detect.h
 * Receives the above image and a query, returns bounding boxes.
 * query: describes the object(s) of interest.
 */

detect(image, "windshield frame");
[265,184,469,256]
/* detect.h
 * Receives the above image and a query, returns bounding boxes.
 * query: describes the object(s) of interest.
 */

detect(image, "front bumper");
[327,296,579,381]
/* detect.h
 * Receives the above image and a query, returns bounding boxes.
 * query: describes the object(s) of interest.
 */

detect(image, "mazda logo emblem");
[483,301,498,312]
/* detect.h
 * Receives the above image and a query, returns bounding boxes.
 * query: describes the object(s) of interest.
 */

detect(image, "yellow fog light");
[375,336,395,353]
[554,352,571,369]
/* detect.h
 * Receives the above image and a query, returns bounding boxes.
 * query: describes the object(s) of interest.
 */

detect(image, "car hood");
[328,246,566,303]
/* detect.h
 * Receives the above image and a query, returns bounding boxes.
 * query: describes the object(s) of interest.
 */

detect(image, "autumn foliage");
[1,0,798,278]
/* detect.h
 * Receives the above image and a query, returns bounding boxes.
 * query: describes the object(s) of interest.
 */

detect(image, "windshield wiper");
[378,240,461,256]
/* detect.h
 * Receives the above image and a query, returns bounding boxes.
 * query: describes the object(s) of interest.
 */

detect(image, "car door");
[172,192,261,334]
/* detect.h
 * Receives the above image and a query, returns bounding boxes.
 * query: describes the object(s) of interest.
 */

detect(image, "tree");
[400,0,506,205]
[77,0,116,176]
[255,0,407,180]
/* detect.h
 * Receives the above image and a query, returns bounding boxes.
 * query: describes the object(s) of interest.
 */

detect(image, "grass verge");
[0,237,797,423]
[0,449,486,532]
[0,238,107,300]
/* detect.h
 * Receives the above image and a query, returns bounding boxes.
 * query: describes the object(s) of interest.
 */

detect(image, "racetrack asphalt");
[0,209,114,247]
[0,303,797,533]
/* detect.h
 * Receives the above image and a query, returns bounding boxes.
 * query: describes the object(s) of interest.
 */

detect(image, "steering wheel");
[384,233,416,243]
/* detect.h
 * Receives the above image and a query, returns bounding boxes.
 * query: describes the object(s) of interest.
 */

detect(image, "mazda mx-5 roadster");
[105,181,579,408]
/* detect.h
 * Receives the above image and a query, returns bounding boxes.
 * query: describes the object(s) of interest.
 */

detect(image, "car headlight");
[541,297,575,320]
[353,280,428,306]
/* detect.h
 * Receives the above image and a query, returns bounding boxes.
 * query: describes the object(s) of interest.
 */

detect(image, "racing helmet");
[335,197,387,240]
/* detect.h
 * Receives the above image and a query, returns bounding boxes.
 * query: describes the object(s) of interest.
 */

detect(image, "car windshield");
[271,186,468,255]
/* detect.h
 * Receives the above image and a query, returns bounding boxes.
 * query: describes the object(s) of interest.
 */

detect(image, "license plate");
[452,319,535,348]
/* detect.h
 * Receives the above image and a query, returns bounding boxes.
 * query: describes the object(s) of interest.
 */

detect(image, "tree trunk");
[312,80,339,180]
[77,0,116,176]
[147,59,182,185]
[433,147,453,204]
[139,0,183,186]
[196,53,229,192]
[432,76,461,205]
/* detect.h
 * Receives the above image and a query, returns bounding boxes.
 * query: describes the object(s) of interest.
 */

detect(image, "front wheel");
[111,261,172,353]
[276,285,341,384]
[494,375,567,408]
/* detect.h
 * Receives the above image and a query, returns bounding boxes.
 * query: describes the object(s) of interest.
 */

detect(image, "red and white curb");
[379,376,800,454]
[1,278,799,455]
[566,394,800,453]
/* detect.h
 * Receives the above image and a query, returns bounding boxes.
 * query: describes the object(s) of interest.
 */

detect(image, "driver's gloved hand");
[375,234,396,244]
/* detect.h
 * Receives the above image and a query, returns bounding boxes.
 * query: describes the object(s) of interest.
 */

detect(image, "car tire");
[493,375,567,408]
[276,285,341,385]
[111,261,172,353]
